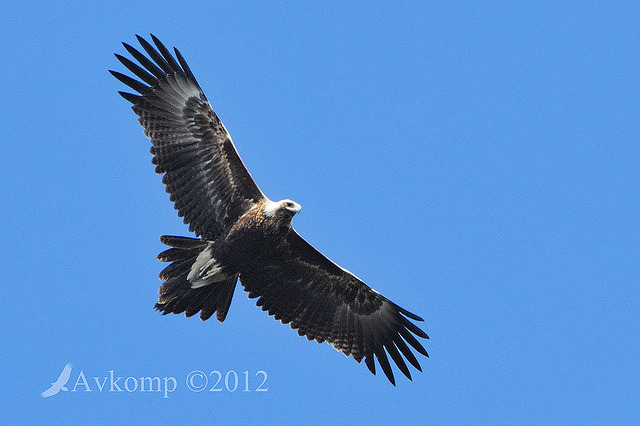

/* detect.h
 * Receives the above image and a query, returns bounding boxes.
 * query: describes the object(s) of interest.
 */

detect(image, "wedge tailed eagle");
[111,35,428,385]
[41,363,73,398]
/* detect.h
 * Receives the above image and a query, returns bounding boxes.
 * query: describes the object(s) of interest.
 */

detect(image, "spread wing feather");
[239,230,429,385]
[111,34,264,239]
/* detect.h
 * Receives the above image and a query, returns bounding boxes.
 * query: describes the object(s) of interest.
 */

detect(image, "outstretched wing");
[41,385,58,398]
[111,35,264,239]
[54,363,73,385]
[239,231,429,385]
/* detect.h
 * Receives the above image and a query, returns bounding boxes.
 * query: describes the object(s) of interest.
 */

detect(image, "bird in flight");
[41,363,73,398]
[111,35,428,385]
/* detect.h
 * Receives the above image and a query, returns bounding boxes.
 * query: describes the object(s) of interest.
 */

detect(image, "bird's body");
[165,199,300,292]
[111,35,429,385]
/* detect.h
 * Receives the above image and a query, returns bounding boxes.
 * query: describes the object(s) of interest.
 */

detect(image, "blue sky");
[2,1,639,424]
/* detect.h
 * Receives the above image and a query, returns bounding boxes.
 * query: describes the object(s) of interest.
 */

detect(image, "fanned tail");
[155,235,237,322]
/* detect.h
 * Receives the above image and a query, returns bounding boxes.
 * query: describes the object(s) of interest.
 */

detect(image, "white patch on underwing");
[184,85,201,100]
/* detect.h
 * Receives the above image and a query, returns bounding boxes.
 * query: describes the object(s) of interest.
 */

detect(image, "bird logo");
[41,363,73,398]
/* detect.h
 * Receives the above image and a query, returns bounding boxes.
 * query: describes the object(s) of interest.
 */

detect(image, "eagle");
[111,35,428,385]
[41,363,73,398]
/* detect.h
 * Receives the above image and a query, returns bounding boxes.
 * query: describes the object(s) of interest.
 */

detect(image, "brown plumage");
[111,34,428,385]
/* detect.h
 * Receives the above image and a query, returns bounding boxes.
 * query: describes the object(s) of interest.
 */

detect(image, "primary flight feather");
[111,34,428,385]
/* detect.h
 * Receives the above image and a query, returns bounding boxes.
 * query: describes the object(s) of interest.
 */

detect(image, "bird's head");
[263,199,301,220]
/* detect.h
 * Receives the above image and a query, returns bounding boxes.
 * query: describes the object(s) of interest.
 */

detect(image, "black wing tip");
[109,69,130,82]
[408,313,424,322]
[114,34,204,102]
[386,344,412,381]
[381,366,396,386]
[116,91,141,104]
[113,53,127,63]
[121,41,143,59]
[110,70,149,93]
[396,304,424,322]
[368,306,430,384]
[408,323,429,340]
[149,33,162,46]
[365,355,376,375]
[387,374,396,386]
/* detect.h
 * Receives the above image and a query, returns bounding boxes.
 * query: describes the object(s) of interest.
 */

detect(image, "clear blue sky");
[2,1,638,424]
